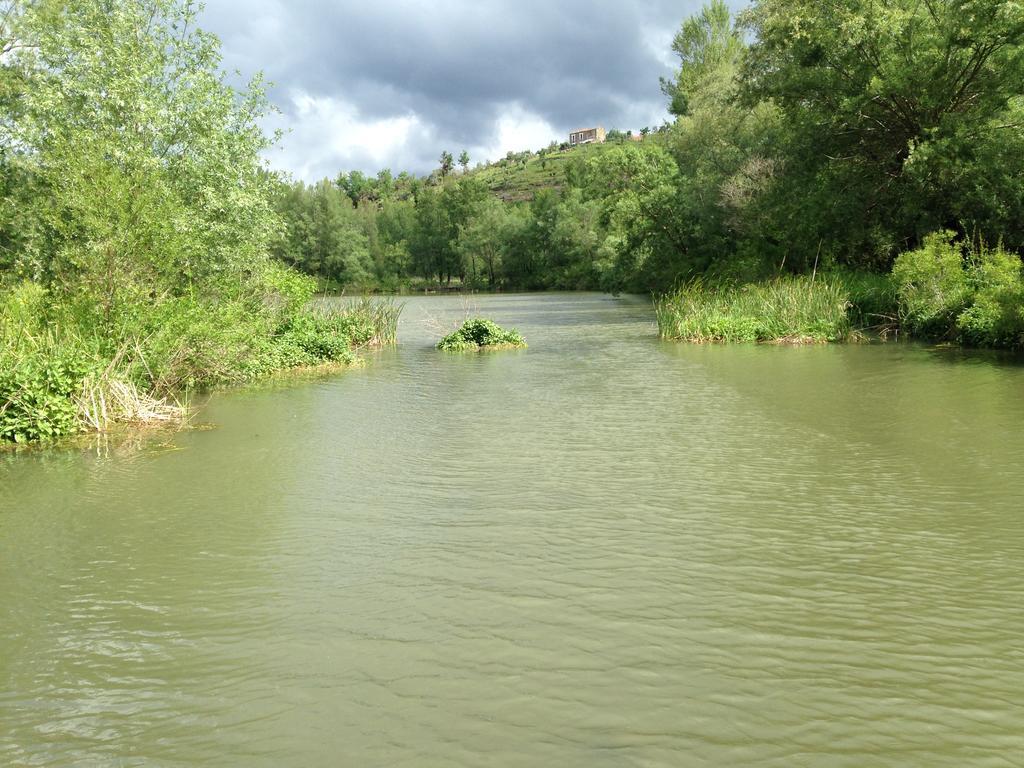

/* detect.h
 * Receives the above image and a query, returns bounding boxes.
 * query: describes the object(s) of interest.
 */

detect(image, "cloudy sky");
[199,1,718,182]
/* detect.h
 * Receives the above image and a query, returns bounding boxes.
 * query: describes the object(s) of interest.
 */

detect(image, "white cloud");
[267,90,424,181]
[641,23,678,71]
[471,104,559,162]
[266,96,565,181]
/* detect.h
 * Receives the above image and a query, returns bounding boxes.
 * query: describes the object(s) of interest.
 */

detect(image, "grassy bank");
[656,243,1024,350]
[655,276,885,343]
[0,276,402,445]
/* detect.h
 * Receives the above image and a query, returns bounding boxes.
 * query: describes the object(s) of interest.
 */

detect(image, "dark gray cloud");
[199,0,724,180]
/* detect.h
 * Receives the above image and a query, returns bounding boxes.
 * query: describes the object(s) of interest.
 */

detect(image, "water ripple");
[2,293,1023,767]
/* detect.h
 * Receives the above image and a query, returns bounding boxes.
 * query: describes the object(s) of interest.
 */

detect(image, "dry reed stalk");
[76,372,185,433]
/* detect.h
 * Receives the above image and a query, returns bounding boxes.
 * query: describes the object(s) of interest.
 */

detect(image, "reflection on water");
[2,293,1023,767]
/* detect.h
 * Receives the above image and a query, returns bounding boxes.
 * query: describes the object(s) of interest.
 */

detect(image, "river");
[2,293,1023,767]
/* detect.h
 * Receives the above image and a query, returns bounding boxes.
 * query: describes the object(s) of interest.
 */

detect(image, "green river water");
[2,293,1023,767]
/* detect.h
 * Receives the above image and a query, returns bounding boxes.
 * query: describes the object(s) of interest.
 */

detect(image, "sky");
[199,0,716,182]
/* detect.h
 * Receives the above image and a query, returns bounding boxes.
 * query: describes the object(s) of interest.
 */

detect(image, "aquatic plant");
[437,318,527,351]
[338,297,403,346]
[655,277,853,343]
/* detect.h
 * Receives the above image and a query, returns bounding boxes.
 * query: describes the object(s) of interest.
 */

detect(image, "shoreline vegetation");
[0,281,402,445]
[655,234,1024,346]
[655,273,898,344]
[0,0,409,446]
[4,0,1024,443]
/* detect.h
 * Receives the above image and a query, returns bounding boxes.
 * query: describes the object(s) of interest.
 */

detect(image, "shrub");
[141,297,276,390]
[892,232,1024,347]
[891,231,971,337]
[957,244,1024,347]
[0,340,94,443]
[279,311,356,364]
[0,275,405,442]
[261,260,318,318]
[438,318,527,351]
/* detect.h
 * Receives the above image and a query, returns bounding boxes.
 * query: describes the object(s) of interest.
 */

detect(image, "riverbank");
[0,278,402,445]
[654,274,896,344]
[656,239,1024,349]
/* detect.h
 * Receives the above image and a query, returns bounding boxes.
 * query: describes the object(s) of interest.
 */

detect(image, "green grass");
[839,270,899,331]
[655,276,860,343]
[337,296,403,346]
[469,140,633,202]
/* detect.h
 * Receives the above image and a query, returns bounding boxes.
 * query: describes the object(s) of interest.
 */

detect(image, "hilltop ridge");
[463,130,667,203]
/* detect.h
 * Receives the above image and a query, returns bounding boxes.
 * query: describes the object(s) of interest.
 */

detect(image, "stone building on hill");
[569,126,606,146]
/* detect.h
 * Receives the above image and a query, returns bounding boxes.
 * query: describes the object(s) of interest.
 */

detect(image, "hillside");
[467,135,662,203]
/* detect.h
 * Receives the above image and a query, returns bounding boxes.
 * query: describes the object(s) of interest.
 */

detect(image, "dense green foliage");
[437,318,526,351]
[892,232,1024,346]
[269,0,1024,348]
[0,0,399,443]
[4,0,1023,445]
[0,290,93,441]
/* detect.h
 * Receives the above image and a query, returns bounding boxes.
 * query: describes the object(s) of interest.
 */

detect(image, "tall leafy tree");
[661,0,745,116]
[439,150,454,178]
[2,0,279,321]
[741,0,1024,263]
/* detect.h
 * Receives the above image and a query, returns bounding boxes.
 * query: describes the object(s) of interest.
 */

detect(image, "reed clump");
[655,277,857,343]
[338,296,403,346]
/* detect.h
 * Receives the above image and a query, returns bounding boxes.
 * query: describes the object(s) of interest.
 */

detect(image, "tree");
[411,187,450,283]
[271,179,372,286]
[741,0,1024,262]
[456,197,511,287]
[2,0,279,323]
[582,143,691,290]
[336,170,371,205]
[458,150,470,173]
[375,168,395,201]
[661,0,744,116]
[439,150,454,178]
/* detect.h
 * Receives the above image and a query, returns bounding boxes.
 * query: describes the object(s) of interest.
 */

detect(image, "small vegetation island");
[3,0,1024,444]
[437,318,527,352]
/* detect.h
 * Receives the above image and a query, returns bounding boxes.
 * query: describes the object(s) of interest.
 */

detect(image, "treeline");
[271,172,606,291]
[275,0,1024,345]
[271,147,677,293]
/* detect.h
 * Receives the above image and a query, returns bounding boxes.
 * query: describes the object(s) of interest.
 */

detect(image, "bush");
[0,275,405,442]
[957,245,1024,347]
[0,284,92,442]
[437,318,527,351]
[891,231,972,337]
[892,232,1024,347]
[278,311,357,364]
[0,340,93,443]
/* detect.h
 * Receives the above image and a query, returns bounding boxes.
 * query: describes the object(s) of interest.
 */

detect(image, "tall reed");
[340,296,403,346]
[655,277,854,343]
